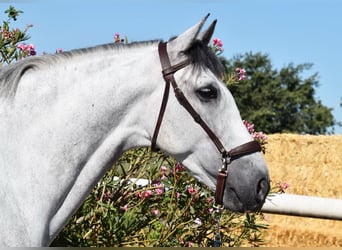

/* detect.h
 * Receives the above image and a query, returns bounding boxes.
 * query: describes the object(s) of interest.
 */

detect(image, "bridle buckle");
[219,154,230,172]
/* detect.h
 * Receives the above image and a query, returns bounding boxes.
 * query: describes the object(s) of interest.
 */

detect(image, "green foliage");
[223,52,335,134]
[52,148,269,247]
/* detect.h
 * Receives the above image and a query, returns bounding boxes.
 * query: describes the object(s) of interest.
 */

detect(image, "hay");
[262,134,342,247]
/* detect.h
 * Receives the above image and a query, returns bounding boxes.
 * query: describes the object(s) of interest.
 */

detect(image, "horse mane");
[52,40,161,62]
[0,39,223,100]
[0,40,160,100]
[0,58,40,99]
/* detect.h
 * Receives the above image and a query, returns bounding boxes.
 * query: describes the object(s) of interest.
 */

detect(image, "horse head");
[152,14,270,212]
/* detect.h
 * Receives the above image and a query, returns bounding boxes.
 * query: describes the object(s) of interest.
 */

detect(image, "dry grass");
[262,134,342,247]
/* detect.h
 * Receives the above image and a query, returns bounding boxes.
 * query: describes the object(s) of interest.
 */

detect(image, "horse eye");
[196,86,218,101]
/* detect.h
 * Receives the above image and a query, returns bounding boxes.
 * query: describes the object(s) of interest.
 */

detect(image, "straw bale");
[262,134,342,247]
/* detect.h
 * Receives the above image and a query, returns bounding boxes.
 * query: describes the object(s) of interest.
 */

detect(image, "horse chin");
[224,188,265,213]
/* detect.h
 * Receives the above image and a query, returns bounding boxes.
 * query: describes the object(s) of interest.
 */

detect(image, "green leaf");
[4,6,23,21]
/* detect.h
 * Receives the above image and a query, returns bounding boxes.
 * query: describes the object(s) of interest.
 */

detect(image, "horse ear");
[167,14,210,59]
[198,19,217,45]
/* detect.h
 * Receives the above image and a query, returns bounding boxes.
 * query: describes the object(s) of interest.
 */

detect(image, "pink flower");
[175,162,183,172]
[236,67,247,81]
[121,204,128,211]
[243,120,255,134]
[151,208,159,216]
[161,165,168,179]
[136,190,153,199]
[155,188,163,195]
[187,186,198,195]
[238,74,246,81]
[185,242,194,247]
[194,217,202,225]
[17,43,26,50]
[252,131,268,142]
[213,38,223,48]
[114,33,120,43]
[211,38,224,55]
[276,181,290,193]
[279,181,289,190]
[143,190,153,197]
[236,68,246,75]
[27,44,36,55]
[161,165,167,172]
[17,43,36,56]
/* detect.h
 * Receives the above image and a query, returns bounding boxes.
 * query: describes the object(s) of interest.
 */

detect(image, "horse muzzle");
[221,154,270,212]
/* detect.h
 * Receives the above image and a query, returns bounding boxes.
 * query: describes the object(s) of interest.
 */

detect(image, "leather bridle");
[152,41,262,208]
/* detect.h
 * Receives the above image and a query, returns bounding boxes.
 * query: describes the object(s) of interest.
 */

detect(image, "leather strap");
[151,71,170,151]
[215,170,228,207]
[153,41,262,207]
[228,140,261,161]
[151,42,192,151]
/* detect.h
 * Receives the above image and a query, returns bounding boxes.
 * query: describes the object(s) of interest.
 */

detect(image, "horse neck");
[15,43,161,155]
[3,42,162,231]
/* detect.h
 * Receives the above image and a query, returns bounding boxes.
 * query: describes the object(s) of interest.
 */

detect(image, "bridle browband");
[152,41,261,207]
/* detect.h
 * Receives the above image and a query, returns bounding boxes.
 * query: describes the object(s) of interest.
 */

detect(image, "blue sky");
[1,0,341,134]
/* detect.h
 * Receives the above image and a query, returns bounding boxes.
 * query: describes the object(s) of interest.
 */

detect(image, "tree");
[223,52,335,134]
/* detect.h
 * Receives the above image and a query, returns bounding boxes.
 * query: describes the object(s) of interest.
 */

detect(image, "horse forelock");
[183,40,224,79]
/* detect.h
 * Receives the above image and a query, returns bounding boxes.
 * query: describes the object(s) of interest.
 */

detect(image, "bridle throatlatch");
[152,42,262,245]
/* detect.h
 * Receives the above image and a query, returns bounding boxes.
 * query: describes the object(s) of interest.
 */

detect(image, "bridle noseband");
[152,42,261,207]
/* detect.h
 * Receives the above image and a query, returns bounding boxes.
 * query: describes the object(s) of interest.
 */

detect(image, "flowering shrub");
[17,43,36,56]
[224,66,247,86]
[243,120,268,153]
[211,37,223,55]
[0,6,35,66]
[52,147,269,247]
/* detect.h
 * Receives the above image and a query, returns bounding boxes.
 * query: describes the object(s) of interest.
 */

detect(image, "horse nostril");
[256,178,270,202]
